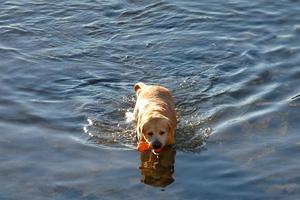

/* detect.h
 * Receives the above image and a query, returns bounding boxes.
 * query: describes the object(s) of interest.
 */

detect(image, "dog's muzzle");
[152,140,162,153]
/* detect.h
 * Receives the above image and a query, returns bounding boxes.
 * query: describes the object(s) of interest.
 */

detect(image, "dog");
[132,82,176,154]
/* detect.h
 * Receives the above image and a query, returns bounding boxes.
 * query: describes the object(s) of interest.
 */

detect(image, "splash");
[83,90,212,152]
[84,113,212,153]
[83,117,137,150]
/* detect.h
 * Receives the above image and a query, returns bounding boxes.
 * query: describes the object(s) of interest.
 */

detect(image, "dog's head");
[139,116,174,153]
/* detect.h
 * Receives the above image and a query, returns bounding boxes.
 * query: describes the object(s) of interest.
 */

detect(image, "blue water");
[1,0,300,199]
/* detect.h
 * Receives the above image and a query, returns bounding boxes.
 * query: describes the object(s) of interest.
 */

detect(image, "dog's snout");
[152,140,162,149]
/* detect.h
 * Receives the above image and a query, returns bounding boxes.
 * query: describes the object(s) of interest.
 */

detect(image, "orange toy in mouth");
[137,141,150,152]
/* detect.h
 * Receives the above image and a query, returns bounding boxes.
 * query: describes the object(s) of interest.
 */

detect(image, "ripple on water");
[84,116,212,153]
[1,0,300,198]
[83,82,213,152]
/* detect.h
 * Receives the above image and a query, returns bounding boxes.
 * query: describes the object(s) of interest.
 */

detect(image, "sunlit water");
[1,0,300,199]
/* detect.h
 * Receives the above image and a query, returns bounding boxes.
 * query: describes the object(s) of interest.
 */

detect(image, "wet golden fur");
[133,82,176,151]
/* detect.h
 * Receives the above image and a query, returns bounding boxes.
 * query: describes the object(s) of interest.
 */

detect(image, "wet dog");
[131,82,176,154]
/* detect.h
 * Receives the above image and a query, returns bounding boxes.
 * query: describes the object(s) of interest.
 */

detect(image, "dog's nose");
[152,140,162,149]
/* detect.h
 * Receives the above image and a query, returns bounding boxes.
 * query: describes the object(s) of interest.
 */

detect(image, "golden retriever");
[132,82,176,153]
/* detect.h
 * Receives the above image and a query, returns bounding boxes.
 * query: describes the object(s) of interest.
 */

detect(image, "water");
[1,0,300,199]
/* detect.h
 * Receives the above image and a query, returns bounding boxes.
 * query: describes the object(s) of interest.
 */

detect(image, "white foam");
[125,111,135,123]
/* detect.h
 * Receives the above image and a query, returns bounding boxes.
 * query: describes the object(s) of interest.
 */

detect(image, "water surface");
[1,0,300,199]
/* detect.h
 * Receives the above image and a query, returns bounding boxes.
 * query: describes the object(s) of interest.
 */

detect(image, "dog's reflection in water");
[139,146,176,187]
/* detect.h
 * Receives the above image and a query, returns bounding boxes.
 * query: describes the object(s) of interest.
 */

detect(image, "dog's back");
[133,82,176,129]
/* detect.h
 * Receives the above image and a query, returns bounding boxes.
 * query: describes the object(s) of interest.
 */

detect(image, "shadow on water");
[139,146,176,188]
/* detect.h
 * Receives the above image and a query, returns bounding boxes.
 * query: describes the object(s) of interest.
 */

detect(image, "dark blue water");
[1,0,300,199]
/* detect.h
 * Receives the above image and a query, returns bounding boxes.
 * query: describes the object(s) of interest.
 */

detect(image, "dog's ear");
[137,122,146,142]
[134,82,145,95]
[166,121,175,145]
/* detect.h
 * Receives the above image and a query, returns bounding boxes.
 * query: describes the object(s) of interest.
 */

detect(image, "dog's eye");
[159,131,165,135]
[148,132,153,136]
